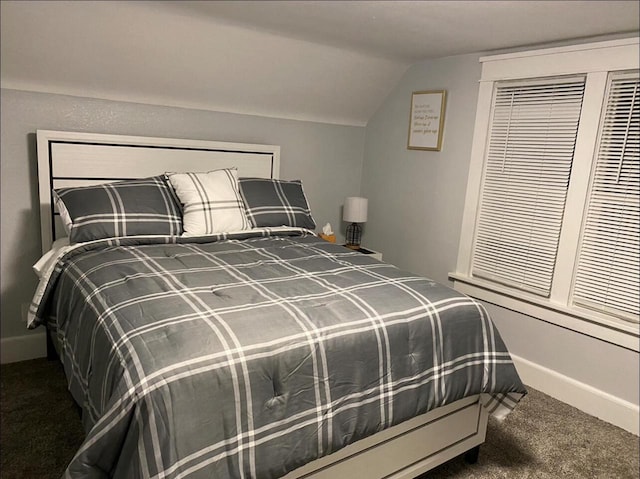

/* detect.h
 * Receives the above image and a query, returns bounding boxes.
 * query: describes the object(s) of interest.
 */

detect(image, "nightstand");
[343,245,382,261]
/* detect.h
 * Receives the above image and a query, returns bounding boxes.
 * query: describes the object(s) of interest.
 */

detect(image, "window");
[472,76,586,296]
[572,72,639,322]
[451,38,639,351]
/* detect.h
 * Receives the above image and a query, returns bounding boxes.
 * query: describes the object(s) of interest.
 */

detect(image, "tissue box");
[319,233,336,243]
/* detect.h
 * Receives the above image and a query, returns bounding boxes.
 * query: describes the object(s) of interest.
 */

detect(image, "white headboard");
[36,130,281,254]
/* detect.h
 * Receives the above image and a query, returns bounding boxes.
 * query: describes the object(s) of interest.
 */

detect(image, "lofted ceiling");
[1,1,638,126]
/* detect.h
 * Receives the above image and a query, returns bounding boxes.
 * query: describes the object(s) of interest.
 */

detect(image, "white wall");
[0,88,365,349]
[361,53,481,286]
[360,51,639,432]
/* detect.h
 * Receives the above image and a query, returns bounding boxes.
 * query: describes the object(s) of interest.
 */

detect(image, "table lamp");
[343,197,368,249]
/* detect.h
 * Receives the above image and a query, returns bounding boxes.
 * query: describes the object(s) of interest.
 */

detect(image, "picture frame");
[407,90,447,151]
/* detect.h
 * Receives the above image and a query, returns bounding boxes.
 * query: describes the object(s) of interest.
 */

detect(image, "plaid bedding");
[54,176,183,243]
[30,230,526,479]
[239,178,316,229]
[167,169,251,236]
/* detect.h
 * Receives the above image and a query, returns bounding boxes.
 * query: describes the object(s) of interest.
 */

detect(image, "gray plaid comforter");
[30,229,526,479]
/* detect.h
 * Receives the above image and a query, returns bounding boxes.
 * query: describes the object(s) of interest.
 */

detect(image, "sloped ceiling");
[1,1,638,126]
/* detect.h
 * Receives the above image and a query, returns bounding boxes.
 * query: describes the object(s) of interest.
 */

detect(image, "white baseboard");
[511,354,639,436]
[1,332,47,364]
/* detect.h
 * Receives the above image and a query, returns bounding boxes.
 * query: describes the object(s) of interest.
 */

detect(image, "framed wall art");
[407,90,447,151]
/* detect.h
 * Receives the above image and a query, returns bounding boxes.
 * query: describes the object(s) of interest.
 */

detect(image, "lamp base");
[345,222,362,248]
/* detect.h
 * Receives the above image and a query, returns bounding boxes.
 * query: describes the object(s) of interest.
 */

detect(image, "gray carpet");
[1,358,638,478]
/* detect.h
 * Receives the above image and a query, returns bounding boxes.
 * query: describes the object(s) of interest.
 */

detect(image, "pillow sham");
[53,176,183,243]
[238,178,316,229]
[167,168,251,236]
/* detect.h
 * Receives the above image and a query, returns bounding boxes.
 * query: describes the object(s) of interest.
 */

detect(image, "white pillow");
[167,168,251,236]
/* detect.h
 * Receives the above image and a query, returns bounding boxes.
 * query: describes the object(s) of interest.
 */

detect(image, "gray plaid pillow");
[54,176,183,243]
[239,178,316,229]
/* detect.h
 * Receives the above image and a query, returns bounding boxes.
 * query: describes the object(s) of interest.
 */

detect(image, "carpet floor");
[1,358,638,478]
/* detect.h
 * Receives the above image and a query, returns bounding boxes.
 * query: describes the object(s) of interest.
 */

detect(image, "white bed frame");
[36,129,487,479]
[36,129,281,254]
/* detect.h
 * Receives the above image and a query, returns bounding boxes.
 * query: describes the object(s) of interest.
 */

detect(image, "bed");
[29,130,526,479]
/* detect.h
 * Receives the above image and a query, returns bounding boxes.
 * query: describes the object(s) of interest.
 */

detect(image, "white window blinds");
[572,71,640,323]
[471,77,586,296]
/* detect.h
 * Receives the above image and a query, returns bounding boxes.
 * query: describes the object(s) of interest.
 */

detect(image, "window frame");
[451,38,640,352]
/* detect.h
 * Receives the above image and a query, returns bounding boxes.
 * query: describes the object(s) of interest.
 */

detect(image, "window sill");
[449,273,639,352]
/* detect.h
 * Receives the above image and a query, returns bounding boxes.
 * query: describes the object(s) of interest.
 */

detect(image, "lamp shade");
[343,197,368,223]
